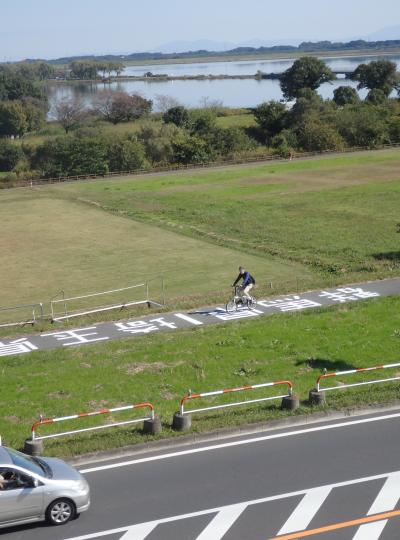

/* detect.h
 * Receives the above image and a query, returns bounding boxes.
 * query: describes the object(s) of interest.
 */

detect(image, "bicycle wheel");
[248,296,257,310]
[226,299,237,313]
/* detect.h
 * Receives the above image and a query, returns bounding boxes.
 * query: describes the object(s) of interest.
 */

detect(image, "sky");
[1,0,400,61]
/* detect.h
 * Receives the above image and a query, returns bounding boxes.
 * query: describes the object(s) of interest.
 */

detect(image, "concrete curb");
[66,400,400,467]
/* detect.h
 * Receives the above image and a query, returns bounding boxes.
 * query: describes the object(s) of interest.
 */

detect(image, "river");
[46,53,400,117]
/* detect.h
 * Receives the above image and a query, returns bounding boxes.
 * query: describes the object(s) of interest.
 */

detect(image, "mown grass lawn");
[56,149,400,279]
[0,188,308,321]
[2,149,400,330]
[1,296,399,457]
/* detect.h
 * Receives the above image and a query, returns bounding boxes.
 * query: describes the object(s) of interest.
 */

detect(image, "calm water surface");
[47,54,400,117]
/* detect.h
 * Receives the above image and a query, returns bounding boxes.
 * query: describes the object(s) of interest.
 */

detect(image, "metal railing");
[2,143,400,190]
[316,362,400,394]
[31,402,155,442]
[50,276,165,322]
[179,380,293,416]
[0,303,44,328]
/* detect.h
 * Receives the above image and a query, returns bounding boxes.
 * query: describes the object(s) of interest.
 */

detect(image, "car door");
[0,468,44,525]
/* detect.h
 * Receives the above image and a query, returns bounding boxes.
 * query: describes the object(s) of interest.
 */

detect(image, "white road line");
[277,486,332,535]
[64,470,400,540]
[195,504,247,540]
[352,472,400,540]
[80,411,400,474]
[367,472,400,514]
[120,522,158,539]
[174,313,203,325]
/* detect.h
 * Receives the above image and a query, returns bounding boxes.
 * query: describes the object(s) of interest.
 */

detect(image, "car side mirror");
[30,478,40,488]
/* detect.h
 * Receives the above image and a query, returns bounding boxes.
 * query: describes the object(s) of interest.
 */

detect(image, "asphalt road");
[1,278,400,357]
[3,409,400,539]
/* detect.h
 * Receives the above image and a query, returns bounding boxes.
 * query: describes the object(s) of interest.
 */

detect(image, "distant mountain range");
[154,38,303,53]
[18,31,400,65]
[155,27,400,54]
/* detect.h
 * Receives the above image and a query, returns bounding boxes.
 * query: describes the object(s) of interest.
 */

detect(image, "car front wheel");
[46,498,76,525]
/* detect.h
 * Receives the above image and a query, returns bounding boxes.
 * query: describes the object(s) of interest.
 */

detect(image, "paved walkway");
[1,279,399,358]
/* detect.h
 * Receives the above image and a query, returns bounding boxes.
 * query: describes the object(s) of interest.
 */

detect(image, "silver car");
[0,446,90,528]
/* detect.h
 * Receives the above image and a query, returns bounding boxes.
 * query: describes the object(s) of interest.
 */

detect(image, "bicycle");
[226,286,257,313]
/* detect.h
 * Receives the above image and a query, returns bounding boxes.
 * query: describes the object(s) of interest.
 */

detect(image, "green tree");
[295,120,345,152]
[0,100,28,137]
[280,56,335,100]
[0,72,43,101]
[287,90,335,127]
[69,61,99,80]
[107,61,125,77]
[106,137,148,171]
[33,136,109,177]
[172,134,213,164]
[21,97,46,132]
[388,117,400,143]
[365,88,388,105]
[335,104,390,148]
[254,100,287,139]
[163,106,190,128]
[190,110,216,136]
[206,127,257,156]
[0,140,22,170]
[333,86,360,106]
[93,91,152,124]
[270,133,293,157]
[36,62,56,80]
[13,63,37,80]
[138,122,180,164]
[351,60,398,97]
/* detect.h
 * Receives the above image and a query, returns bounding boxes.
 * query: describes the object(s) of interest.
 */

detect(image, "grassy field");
[215,112,256,128]
[1,296,399,457]
[17,112,254,146]
[0,187,308,319]
[55,149,400,278]
[2,150,400,457]
[1,149,400,327]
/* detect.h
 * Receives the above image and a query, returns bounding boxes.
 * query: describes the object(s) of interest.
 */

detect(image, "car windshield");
[6,447,51,478]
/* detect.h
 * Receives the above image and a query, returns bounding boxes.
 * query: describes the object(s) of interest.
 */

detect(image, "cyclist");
[232,266,256,300]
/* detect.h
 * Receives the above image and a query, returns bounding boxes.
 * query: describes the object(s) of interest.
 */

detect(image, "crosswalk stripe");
[351,521,388,540]
[64,470,400,540]
[195,504,247,540]
[120,522,158,539]
[277,487,332,535]
[366,472,400,514]
[352,472,400,540]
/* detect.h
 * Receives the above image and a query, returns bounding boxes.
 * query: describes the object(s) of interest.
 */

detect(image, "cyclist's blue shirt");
[242,272,253,287]
[234,271,255,287]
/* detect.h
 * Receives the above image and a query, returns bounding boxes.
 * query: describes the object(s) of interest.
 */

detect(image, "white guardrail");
[0,303,43,328]
[316,362,400,393]
[50,277,165,322]
[30,402,155,442]
[179,380,294,416]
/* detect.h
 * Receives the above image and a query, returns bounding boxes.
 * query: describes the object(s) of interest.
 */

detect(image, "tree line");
[0,59,126,82]
[68,60,125,80]
[0,65,48,141]
[42,38,400,65]
[0,57,399,180]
